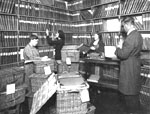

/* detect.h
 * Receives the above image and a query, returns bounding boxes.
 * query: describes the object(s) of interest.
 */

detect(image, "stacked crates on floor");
[30,59,55,93]
[0,66,26,114]
[25,59,55,110]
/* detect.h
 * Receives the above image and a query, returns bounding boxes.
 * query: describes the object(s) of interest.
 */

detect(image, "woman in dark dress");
[46,29,65,73]
[46,30,65,61]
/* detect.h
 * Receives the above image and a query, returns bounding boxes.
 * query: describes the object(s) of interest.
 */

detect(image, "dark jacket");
[115,30,143,95]
[89,40,104,54]
[46,36,64,60]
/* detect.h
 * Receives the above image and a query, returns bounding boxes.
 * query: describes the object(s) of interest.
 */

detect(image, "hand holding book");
[116,39,124,49]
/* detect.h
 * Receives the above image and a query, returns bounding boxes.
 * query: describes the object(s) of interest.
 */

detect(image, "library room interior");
[0,0,150,114]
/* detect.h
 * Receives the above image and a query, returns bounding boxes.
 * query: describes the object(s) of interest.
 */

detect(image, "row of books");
[93,2,119,18]
[102,32,119,46]
[141,34,150,50]
[54,0,67,10]
[19,2,70,20]
[141,66,150,79]
[93,20,103,32]
[53,21,73,32]
[19,2,53,18]
[0,0,16,14]
[0,15,17,31]
[143,13,150,30]
[54,8,70,21]
[70,12,83,21]
[0,32,48,48]
[67,0,83,11]
[0,47,18,65]
[18,32,50,47]
[71,33,92,45]
[53,21,93,32]
[80,10,93,20]
[70,22,93,32]
[103,65,119,79]
[65,33,73,45]
[19,17,53,31]
[121,0,150,15]
[22,0,54,6]
[67,0,118,11]
[38,46,54,58]
[140,67,150,88]
[0,32,18,47]
[133,16,143,30]
[83,0,118,9]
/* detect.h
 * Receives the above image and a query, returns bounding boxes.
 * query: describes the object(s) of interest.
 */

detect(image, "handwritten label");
[6,84,15,95]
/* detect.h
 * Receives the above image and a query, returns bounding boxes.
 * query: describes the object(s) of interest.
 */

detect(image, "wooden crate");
[34,59,55,74]
[61,45,80,62]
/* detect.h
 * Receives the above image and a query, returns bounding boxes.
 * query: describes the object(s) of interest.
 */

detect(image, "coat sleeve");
[115,36,135,60]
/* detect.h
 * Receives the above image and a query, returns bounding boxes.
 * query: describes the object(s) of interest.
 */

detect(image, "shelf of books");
[0,0,20,69]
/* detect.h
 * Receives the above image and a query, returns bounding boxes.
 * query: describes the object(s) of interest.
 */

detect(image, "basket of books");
[33,59,55,74]
[0,67,25,92]
[56,72,89,114]
[0,84,26,110]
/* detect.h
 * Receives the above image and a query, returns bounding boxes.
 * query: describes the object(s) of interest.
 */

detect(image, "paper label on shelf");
[19,49,24,60]
[80,89,90,102]
[66,57,71,65]
[6,84,15,95]
[44,65,51,75]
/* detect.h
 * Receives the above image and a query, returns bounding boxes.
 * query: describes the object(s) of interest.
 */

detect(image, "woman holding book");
[88,32,105,58]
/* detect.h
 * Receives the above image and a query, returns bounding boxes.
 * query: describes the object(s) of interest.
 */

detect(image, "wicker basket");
[0,84,26,110]
[29,73,49,93]
[56,83,89,114]
[34,59,55,74]
[0,67,25,92]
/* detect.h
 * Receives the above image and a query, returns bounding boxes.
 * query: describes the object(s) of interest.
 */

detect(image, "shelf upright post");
[17,0,20,66]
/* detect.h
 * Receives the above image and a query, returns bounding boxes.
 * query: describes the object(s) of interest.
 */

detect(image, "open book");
[77,43,91,54]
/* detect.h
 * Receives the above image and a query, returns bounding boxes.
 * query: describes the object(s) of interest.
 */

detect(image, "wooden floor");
[20,85,150,114]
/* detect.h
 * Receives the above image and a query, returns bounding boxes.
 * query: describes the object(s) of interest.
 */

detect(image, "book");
[77,43,91,54]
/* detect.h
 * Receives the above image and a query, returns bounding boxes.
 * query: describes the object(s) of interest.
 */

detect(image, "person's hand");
[116,39,123,49]
[46,29,49,36]
[90,46,95,50]
[41,56,48,61]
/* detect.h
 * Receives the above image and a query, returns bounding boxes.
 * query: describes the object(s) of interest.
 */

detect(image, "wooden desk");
[81,58,120,90]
